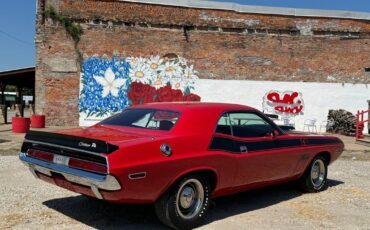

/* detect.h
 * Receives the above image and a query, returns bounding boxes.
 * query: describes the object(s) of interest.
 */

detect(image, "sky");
[0,0,369,72]
[0,0,35,71]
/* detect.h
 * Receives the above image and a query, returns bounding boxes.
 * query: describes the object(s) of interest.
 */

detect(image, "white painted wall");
[194,79,369,132]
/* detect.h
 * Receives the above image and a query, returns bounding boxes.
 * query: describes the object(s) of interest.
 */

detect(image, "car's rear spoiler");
[22,131,118,154]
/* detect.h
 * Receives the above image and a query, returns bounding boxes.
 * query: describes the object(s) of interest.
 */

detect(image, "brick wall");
[36,0,370,126]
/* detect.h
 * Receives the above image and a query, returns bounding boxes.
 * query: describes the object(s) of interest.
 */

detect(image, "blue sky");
[0,0,35,71]
[0,0,369,71]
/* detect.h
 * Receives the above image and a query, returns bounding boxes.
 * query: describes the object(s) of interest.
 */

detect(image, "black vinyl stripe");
[305,138,343,146]
[209,136,239,153]
[209,136,341,154]
[23,131,118,154]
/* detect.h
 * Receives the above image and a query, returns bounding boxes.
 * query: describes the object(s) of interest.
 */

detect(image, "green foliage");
[83,109,112,118]
[5,85,17,92]
[44,6,83,43]
[184,86,191,95]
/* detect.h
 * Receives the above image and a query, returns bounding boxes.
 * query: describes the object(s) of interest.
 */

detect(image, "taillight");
[69,158,107,174]
[26,148,107,174]
[27,149,53,162]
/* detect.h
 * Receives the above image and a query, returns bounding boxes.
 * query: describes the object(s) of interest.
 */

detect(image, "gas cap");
[160,144,172,156]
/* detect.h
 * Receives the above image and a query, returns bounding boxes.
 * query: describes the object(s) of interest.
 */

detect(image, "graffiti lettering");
[274,105,303,114]
[262,91,304,116]
[267,92,301,105]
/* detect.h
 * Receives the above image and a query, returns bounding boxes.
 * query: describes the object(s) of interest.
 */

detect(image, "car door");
[213,111,302,187]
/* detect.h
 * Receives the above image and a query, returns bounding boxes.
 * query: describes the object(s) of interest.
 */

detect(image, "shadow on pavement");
[203,179,344,226]
[43,179,343,229]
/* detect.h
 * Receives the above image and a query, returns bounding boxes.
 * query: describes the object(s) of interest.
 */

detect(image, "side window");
[229,112,274,138]
[215,113,232,135]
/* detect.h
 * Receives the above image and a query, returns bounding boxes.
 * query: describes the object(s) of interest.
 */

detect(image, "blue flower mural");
[79,57,130,118]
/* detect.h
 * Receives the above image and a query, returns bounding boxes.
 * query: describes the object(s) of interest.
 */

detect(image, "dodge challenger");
[19,102,344,229]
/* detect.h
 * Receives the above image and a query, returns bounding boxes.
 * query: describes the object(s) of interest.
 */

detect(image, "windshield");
[99,109,180,131]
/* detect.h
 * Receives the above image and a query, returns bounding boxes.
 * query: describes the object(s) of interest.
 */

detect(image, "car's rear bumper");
[19,152,121,199]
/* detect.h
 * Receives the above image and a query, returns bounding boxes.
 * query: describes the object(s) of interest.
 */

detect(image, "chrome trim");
[128,172,147,180]
[91,185,103,199]
[24,139,109,173]
[160,144,172,156]
[19,152,121,199]
[24,140,102,156]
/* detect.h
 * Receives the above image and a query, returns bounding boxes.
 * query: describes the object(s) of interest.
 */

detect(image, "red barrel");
[12,117,31,133]
[31,115,46,128]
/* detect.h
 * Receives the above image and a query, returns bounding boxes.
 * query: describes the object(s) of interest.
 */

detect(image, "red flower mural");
[157,85,174,102]
[128,82,201,105]
[128,82,157,104]
[183,93,201,102]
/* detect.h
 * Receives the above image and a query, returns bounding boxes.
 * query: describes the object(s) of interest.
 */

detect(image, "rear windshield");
[99,109,180,131]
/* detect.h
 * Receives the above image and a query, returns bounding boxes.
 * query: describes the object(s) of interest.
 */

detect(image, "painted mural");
[79,55,200,125]
[262,90,304,117]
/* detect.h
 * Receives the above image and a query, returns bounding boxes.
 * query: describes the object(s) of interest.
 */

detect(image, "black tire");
[299,155,328,192]
[155,174,212,230]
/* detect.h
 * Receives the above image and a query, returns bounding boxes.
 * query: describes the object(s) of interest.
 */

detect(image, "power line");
[0,29,34,47]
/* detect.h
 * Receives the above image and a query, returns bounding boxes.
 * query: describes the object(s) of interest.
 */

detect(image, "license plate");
[53,154,70,166]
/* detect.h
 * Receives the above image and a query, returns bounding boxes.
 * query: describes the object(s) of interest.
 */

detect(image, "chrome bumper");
[19,152,121,199]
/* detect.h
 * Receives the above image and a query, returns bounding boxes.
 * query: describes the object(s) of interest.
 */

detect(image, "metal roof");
[0,67,35,76]
[0,67,35,88]
[122,0,370,20]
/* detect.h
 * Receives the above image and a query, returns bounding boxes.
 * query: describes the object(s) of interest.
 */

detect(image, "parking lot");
[0,129,369,230]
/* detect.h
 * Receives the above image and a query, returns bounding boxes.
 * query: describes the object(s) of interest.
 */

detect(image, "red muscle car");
[20,102,344,229]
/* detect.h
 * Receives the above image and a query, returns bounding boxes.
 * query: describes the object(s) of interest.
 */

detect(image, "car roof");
[129,102,258,134]
[130,102,256,112]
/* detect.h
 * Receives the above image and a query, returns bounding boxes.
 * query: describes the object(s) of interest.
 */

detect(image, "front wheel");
[299,155,328,192]
[155,175,211,229]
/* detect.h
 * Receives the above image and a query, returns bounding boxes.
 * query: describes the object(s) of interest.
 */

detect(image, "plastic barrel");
[31,115,46,128]
[12,117,31,133]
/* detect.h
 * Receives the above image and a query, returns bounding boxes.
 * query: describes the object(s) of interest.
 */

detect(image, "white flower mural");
[184,65,198,83]
[152,75,167,89]
[93,67,126,97]
[147,55,163,71]
[129,59,153,84]
[182,65,198,89]
[127,55,199,93]
[160,61,183,79]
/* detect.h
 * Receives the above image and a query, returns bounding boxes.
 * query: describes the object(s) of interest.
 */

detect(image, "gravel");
[1,155,370,230]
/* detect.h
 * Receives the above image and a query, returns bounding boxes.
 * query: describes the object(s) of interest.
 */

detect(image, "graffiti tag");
[263,91,304,116]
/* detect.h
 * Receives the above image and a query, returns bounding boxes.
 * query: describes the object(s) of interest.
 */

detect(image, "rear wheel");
[299,155,328,192]
[155,175,211,229]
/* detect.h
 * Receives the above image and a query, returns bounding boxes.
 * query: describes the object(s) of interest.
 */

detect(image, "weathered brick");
[36,0,370,126]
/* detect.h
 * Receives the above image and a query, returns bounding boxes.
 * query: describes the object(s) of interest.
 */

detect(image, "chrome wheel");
[311,159,326,189]
[176,178,204,219]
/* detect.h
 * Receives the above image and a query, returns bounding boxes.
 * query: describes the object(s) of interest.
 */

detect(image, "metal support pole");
[356,111,359,140]
[368,100,370,134]
[16,86,24,117]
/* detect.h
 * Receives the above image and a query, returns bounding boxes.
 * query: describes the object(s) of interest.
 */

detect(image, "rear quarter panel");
[106,134,237,203]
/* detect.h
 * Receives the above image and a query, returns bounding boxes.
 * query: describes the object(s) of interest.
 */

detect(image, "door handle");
[240,145,248,153]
